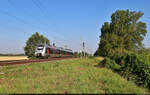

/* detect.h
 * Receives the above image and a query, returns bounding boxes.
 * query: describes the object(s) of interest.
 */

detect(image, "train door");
[56,49,61,57]
[57,49,60,57]
[54,48,57,57]
[62,51,64,57]
[45,47,49,58]
[50,48,55,57]
[66,52,68,57]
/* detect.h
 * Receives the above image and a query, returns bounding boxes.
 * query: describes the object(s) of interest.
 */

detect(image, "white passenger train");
[35,44,73,58]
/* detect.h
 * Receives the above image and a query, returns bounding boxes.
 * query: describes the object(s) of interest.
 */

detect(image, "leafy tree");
[73,52,79,57]
[94,49,100,56]
[95,10,147,57]
[73,51,91,57]
[24,32,50,58]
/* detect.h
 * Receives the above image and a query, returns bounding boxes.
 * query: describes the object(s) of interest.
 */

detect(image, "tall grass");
[0,58,148,93]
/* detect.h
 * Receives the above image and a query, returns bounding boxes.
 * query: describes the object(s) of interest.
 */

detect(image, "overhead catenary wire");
[31,0,48,18]
[7,0,51,35]
[31,0,69,42]
[4,0,78,50]
[0,9,68,48]
[0,9,44,31]
[31,0,76,48]
[6,0,65,43]
[0,23,27,34]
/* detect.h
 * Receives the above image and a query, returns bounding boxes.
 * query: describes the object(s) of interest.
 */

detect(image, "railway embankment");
[0,58,148,93]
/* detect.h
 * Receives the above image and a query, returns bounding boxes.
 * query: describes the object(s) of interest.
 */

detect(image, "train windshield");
[37,47,43,50]
[37,45,44,50]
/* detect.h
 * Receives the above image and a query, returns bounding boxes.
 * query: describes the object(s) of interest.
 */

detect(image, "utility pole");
[80,37,82,58]
[83,42,85,57]
[80,36,86,58]
[64,45,67,49]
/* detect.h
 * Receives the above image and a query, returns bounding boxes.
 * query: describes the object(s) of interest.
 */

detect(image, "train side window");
[57,50,59,54]
[49,48,51,53]
[52,48,55,54]
[56,49,59,54]
[49,48,53,54]
[49,48,52,53]
[59,50,60,54]
[58,50,59,54]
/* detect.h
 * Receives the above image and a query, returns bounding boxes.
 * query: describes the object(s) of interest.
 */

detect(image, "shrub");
[110,55,126,67]
[88,56,94,59]
[98,57,121,71]
[98,53,150,89]
[121,53,150,88]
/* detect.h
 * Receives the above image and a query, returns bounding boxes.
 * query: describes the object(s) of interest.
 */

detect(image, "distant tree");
[73,51,91,57]
[95,10,147,57]
[73,52,79,57]
[24,32,50,58]
[94,49,100,56]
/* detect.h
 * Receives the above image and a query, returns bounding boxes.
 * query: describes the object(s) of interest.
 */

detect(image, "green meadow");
[0,58,148,94]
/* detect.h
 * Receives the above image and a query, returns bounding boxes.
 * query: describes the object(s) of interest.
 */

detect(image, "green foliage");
[73,51,91,58]
[24,32,50,58]
[98,57,121,71]
[110,55,126,67]
[98,53,150,89]
[88,56,95,59]
[94,49,100,56]
[94,9,149,90]
[121,53,150,88]
[73,52,79,57]
[95,9,147,57]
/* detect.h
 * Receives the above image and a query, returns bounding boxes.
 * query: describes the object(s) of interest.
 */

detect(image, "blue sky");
[0,0,149,54]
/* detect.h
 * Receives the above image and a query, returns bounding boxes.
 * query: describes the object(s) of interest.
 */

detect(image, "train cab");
[35,44,46,58]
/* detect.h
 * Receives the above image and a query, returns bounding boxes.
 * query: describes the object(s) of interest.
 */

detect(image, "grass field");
[0,56,28,61]
[0,58,148,94]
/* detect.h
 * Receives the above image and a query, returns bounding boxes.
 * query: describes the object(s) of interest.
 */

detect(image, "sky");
[0,0,149,54]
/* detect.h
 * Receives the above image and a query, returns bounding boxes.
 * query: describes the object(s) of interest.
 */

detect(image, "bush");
[98,53,150,89]
[88,56,94,59]
[121,53,150,88]
[98,57,121,71]
[110,55,126,66]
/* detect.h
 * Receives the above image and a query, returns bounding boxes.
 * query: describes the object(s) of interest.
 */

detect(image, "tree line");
[0,53,25,56]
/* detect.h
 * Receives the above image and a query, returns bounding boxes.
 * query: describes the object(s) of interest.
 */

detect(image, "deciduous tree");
[95,10,147,57]
[24,32,50,58]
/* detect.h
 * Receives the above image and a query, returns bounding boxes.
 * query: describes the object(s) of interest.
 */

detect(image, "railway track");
[0,57,73,66]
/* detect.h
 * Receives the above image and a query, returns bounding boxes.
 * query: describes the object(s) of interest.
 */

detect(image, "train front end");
[35,45,46,58]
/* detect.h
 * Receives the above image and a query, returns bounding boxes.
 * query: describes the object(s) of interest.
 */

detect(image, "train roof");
[36,44,73,52]
[65,49,73,52]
